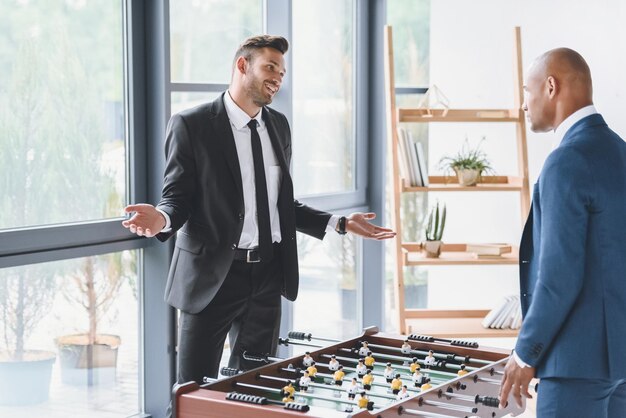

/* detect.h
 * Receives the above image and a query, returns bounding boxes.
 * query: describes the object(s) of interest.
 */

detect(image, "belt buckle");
[246,249,261,263]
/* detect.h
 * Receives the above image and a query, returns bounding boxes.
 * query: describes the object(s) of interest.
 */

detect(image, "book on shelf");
[466,243,512,255]
[397,127,429,187]
[482,295,522,330]
[409,131,429,187]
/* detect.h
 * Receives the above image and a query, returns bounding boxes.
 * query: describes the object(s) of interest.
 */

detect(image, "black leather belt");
[233,243,279,263]
[233,247,262,263]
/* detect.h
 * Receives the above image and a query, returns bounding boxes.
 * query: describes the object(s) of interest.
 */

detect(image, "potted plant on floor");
[439,137,494,186]
[0,267,57,405]
[423,202,446,258]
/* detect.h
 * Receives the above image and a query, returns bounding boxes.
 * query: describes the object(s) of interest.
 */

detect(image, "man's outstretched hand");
[345,212,396,240]
[122,204,166,238]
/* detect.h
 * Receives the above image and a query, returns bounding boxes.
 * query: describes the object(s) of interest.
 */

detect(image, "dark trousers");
[537,377,626,418]
[176,252,283,384]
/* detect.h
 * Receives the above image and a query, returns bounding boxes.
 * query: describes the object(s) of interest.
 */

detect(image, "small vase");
[454,168,481,186]
[423,240,442,258]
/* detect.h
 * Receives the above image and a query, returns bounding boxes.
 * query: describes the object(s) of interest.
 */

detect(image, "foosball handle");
[288,331,313,341]
[408,334,479,349]
[220,367,242,377]
[226,392,310,413]
[242,351,270,363]
[279,337,290,346]
[475,395,500,408]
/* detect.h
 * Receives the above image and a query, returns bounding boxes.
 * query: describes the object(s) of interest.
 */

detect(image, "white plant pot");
[454,168,481,186]
[423,240,442,258]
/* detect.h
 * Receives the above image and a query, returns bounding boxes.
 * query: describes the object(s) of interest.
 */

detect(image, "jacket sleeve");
[155,114,197,242]
[514,145,595,366]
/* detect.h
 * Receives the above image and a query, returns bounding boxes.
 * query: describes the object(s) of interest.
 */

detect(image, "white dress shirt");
[554,104,597,146]
[158,92,340,241]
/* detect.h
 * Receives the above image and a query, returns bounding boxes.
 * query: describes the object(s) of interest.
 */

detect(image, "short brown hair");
[233,35,289,67]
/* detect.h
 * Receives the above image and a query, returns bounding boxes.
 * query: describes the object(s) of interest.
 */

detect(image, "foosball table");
[173,327,528,418]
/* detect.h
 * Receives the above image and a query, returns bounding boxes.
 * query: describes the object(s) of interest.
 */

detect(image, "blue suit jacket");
[516,114,626,379]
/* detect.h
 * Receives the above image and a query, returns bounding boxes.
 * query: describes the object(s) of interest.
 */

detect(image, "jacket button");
[238,213,244,220]
[231,244,237,249]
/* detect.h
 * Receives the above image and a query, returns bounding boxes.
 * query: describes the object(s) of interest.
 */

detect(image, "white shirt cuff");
[156,208,172,233]
[326,215,340,233]
[513,350,530,368]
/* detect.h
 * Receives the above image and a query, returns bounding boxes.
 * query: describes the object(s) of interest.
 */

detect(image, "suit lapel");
[212,94,244,200]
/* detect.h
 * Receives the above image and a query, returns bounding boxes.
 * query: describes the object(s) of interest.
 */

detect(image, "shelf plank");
[398,108,521,123]
[402,242,519,266]
[403,176,523,192]
[405,316,519,338]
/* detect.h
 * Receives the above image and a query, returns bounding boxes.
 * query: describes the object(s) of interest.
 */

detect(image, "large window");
[292,0,355,196]
[0,0,126,230]
[0,250,139,417]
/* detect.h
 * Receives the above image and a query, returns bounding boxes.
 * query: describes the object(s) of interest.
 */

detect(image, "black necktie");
[248,119,273,261]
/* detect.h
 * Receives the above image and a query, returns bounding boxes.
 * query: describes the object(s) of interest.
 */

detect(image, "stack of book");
[397,127,429,187]
[482,294,522,330]
[466,243,512,259]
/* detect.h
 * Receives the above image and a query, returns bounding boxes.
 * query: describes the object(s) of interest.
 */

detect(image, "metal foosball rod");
[363,341,492,367]
[419,398,478,415]
[334,350,465,378]
[285,331,490,367]
[233,381,373,410]
[318,353,451,383]
[278,338,324,349]
[259,373,397,402]
[397,406,469,418]
[436,389,501,408]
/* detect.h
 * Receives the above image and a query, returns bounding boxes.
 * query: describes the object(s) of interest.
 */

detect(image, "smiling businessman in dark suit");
[122,35,395,387]
[499,48,626,417]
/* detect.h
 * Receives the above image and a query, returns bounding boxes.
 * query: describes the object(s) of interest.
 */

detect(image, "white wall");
[425,0,626,309]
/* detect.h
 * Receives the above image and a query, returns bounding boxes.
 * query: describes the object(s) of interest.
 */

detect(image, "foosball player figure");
[383,362,395,383]
[409,357,421,374]
[333,366,345,387]
[356,358,367,377]
[412,369,425,387]
[396,385,410,400]
[362,369,374,390]
[282,380,296,398]
[457,363,469,376]
[401,339,412,355]
[306,361,318,378]
[299,370,311,392]
[302,352,314,367]
[390,374,403,395]
[328,354,340,371]
[346,378,359,400]
[357,391,370,409]
[358,341,370,357]
[364,351,375,370]
[420,376,432,391]
[424,350,437,368]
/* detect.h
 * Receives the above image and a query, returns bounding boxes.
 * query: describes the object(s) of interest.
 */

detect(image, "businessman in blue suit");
[499,48,626,417]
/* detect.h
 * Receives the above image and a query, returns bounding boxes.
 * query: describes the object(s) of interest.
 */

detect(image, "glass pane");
[0,1,127,230]
[169,0,263,83]
[0,250,140,417]
[387,0,431,87]
[171,91,221,116]
[293,233,358,342]
[292,0,355,196]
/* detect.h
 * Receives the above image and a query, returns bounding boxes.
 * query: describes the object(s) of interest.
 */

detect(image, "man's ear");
[236,56,248,75]
[546,75,558,99]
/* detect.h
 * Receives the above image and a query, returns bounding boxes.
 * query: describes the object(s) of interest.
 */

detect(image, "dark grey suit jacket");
[156,93,331,314]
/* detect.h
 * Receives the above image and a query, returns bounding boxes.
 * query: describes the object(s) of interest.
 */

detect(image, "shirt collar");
[224,90,264,130]
[554,104,597,144]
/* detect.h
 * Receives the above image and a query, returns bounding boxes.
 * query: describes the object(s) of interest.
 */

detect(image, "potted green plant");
[439,137,494,186]
[0,267,56,405]
[423,202,446,258]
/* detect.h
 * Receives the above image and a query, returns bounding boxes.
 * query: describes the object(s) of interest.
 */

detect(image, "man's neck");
[228,87,261,118]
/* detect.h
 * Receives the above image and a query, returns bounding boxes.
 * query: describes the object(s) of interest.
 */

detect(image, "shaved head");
[523,48,594,132]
